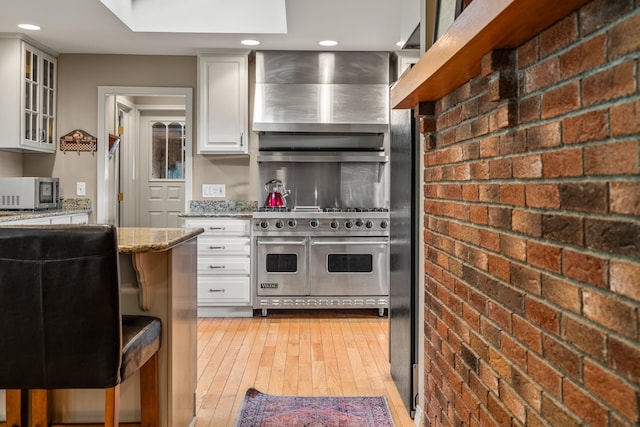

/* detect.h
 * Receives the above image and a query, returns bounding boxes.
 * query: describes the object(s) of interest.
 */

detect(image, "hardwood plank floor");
[195,309,415,427]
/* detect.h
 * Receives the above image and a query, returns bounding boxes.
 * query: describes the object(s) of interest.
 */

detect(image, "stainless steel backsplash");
[257,161,388,209]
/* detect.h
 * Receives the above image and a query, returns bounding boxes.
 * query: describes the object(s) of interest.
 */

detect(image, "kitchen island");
[0,226,203,427]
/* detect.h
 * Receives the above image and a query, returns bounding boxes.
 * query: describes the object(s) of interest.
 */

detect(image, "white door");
[138,116,186,227]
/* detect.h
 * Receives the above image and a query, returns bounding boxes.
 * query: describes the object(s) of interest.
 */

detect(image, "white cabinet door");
[0,38,56,153]
[197,52,249,154]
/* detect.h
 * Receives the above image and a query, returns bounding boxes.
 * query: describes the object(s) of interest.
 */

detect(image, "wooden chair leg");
[5,389,23,427]
[139,352,159,427]
[29,389,50,427]
[104,385,120,427]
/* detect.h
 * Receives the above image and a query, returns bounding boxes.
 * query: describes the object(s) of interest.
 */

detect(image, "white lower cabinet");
[183,217,253,317]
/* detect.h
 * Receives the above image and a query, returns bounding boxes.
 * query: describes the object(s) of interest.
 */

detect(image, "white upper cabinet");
[0,37,57,153]
[197,51,249,155]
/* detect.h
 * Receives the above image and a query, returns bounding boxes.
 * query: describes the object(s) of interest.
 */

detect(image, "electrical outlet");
[202,184,225,198]
[76,182,86,196]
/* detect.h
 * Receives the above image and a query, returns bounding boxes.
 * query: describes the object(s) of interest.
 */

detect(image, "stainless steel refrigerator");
[389,106,420,416]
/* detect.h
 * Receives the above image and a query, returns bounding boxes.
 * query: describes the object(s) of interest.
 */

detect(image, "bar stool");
[0,225,161,427]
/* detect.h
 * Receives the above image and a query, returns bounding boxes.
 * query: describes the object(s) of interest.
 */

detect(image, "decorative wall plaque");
[60,129,97,153]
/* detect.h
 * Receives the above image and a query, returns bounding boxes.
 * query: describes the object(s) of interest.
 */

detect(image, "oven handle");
[256,239,307,246]
[309,240,389,246]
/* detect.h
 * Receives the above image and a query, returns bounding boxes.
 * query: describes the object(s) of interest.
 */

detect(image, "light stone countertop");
[117,227,204,254]
[179,200,258,218]
[0,208,92,223]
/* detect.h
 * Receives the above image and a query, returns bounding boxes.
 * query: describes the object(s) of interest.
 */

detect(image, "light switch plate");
[76,182,86,196]
[202,184,225,198]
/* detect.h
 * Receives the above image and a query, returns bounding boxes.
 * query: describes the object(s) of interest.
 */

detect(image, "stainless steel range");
[253,206,390,316]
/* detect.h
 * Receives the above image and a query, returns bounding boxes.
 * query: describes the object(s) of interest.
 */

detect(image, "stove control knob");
[365,220,374,229]
[287,219,297,228]
[345,220,353,229]
[310,219,319,228]
[259,220,269,229]
[380,220,388,229]
[355,219,363,227]
[275,220,284,229]
[330,219,339,229]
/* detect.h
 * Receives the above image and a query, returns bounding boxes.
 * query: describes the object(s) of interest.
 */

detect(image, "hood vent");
[253,51,390,136]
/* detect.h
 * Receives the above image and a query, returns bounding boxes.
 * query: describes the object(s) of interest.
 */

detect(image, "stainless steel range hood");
[253,51,390,137]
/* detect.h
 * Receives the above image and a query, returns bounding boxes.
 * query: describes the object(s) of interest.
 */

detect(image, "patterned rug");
[234,388,396,427]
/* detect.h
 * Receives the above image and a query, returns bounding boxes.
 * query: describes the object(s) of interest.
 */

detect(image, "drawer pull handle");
[208,288,225,293]
[209,245,226,250]
[208,265,226,269]
[209,226,226,230]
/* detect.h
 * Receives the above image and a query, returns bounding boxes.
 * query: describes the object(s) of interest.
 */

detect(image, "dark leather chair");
[0,224,161,427]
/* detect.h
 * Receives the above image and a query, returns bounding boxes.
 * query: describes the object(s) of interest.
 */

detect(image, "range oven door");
[308,237,389,296]
[256,237,308,296]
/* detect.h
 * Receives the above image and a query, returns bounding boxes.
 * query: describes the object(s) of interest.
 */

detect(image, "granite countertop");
[118,227,204,254]
[179,200,258,218]
[0,198,92,223]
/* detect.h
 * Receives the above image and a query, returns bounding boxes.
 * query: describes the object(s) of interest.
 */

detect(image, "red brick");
[583,60,636,106]
[525,184,560,209]
[580,0,635,35]
[526,121,561,150]
[462,184,479,202]
[561,314,607,361]
[489,347,512,381]
[519,95,540,123]
[609,335,640,385]
[583,290,637,338]
[511,368,542,411]
[562,379,609,427]
[562,109,609,144]
[487,392,512,427]
[584,359,640,421]
[541,394,581,427]
[542,213,584,245]
[463,141,480,160]
[523,57,560,94]
[560,34,606,79]
[470,205,488,225]
[470,160,490,180]
[454,163,471,180]
[540,14,578,58]
[487,207,511,230]
[611,98,640,137]
[479,360,499,395]
[479,229,499,251]
[501,333,527,370]
[527,241,561,273]
[513,315,542,353]
[542,147,583,178]
[585,140,639,176]
[542,334,581,380]
[518,37,538,69]
[513,154,542,178]
[528,353,562,397]
[478,184,499,203]
[610,260,640,302]
[610,181,640,216]
[525,297,560,333]
[499,184,525,206]
[489,158,511,179]
[499,234,527,262]
[562,249,607,288]
[608,10,640,59]
[480,136,499,158]
[488,301,512,331]
[541,81,580,119]
[499,130,527,155]
[540,274,581,313]
[510,264,541,294]
[512,209,541,237]
[490,101,517,130]
[499,380,526,423]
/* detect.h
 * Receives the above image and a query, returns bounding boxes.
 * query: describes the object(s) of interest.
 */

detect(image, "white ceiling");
[0,0,414,55]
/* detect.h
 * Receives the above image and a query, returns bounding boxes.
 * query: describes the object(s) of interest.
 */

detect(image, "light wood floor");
[194,309,415,427]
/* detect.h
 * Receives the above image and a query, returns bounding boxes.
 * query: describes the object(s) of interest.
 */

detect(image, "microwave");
[0,177,61,210]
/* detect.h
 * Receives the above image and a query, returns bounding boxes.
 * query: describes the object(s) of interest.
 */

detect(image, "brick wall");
[420,1,640,425]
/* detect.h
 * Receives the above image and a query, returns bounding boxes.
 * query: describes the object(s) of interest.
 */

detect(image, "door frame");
[97,86,193,225]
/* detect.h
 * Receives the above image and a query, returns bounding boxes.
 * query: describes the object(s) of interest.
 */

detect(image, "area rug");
[234,388,396,427]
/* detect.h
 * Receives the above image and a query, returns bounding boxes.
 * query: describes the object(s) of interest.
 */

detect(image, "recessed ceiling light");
[241,39,260,46]
[396,41,404,47]
[18,24,41,31]
[319,40,338,47]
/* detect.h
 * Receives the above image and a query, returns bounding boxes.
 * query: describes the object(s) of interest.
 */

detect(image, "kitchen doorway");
[96,86,193,225]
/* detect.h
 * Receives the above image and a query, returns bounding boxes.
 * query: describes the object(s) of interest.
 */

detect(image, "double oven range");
[253,206,389,316]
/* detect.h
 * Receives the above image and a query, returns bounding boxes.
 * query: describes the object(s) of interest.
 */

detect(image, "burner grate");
[258,206,291,212]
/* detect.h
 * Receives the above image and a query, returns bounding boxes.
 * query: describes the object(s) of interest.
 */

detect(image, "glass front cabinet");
[0,37,57,153]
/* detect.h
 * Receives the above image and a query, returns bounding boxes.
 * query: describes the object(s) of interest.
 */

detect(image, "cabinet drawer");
[187,219,250,236]
[198,276,251,305]
[198,237,250,256]
[198,257,250,275]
